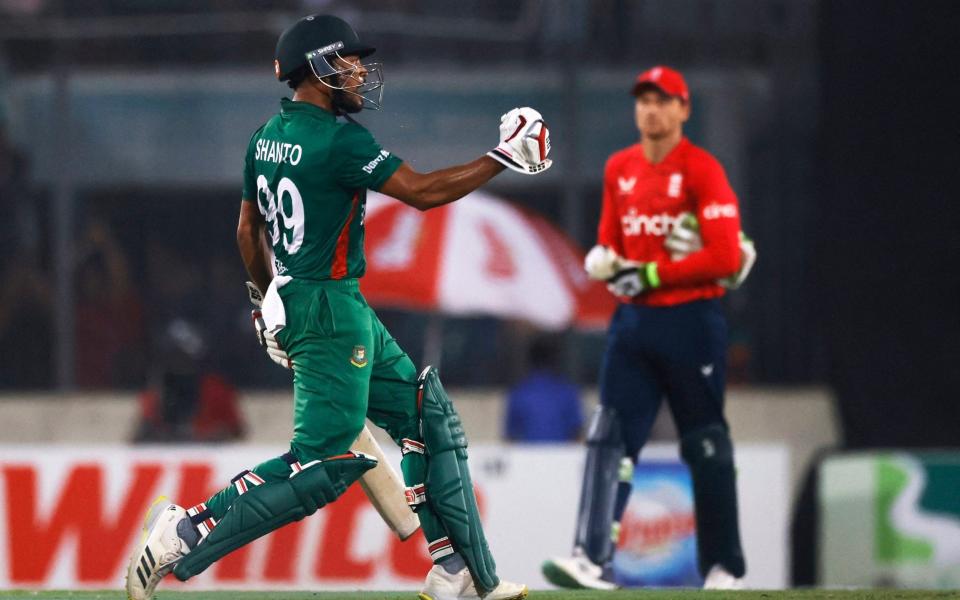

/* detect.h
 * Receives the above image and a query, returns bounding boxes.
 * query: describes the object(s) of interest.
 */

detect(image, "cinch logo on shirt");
[362,150,391,174]
[621,208,682,237]
[256,139,303,166]
[702,202,738,220]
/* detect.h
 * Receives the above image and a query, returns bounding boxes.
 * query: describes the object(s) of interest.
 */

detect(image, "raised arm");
[379,158,504,212]
[379,106,552,211]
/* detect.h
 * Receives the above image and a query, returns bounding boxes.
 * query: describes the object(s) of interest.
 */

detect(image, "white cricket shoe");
[480,579,528,600]
[541,551,617,590]
[418,565,528,600]
[419,564,479,600]
[125,497,191,600]
[703,564,745,590]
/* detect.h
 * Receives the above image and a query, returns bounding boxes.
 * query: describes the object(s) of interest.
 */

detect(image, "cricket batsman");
[125,14,551,600]
[542,66,755,590]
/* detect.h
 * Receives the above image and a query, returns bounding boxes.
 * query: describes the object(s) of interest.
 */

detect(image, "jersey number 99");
[257,175,305,254]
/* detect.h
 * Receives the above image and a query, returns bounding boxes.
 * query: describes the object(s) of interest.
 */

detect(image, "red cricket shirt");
[596,137,742,307]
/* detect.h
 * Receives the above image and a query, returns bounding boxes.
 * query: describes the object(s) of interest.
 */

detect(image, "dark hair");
[286,65,311,90]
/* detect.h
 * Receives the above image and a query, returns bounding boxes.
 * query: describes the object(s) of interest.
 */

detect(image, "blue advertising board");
[612,461,701,587]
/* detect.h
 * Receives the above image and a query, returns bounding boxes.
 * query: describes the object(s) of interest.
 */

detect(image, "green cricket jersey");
[242,98,402,280]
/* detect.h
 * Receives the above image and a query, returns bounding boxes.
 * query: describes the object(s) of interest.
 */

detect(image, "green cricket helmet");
[274,14,383,110]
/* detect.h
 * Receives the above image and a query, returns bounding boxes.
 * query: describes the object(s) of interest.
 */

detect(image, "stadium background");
[0,0,957,593]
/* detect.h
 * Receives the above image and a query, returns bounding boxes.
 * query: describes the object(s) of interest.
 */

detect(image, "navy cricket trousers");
[599,298,729,459]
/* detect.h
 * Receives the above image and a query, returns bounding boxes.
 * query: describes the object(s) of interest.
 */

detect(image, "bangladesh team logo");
[350,345,368,368]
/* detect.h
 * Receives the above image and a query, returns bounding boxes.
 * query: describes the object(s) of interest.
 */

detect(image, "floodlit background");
[0,0,957,593]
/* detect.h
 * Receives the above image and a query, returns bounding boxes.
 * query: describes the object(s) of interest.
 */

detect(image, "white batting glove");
[247,281,292,369]
[487,107,552,175]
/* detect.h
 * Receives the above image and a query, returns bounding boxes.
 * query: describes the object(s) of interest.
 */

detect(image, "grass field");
[1,591,957,600]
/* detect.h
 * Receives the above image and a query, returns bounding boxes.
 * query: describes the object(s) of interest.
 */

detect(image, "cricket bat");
[351,424,421,540]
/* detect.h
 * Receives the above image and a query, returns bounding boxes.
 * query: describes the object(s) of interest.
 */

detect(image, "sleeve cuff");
[370,156,403,191]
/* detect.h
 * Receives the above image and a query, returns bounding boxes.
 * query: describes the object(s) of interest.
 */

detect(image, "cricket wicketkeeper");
[542,65,755,591]
[125,14,551,600]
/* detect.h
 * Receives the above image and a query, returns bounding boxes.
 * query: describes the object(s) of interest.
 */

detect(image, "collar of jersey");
[637,136,690,167]
[280,98,336,121]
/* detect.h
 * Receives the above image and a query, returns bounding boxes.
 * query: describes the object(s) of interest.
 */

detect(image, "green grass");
[1,591,958,600]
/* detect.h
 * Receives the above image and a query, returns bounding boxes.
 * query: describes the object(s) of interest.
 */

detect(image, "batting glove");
[245,280,264,307]
[246,281,292,369]
[487,107,553,175]
[607,263,661,298]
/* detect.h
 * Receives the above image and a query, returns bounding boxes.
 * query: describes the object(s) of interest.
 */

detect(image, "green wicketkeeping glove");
[719,232,756,289]
[664,212,703,258]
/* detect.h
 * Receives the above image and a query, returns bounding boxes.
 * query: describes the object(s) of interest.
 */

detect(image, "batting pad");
[172,452,376,581]
[418,366,500,593]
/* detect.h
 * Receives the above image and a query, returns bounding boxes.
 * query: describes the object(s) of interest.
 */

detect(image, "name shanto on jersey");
[597,137,742,306]
[242,98,402,281]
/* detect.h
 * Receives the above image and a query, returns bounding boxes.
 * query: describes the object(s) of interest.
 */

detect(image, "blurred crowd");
[0,122,252,437]
[0,0,795,71]
[0,0,773,394]
[0,121,49,388]
[0,128,557,393]
[0,118,262,393]
[0,117,753,394]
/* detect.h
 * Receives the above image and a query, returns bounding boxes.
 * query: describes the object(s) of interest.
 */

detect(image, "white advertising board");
[0,443,787,590]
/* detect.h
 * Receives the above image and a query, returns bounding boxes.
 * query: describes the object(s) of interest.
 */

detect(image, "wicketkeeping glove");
[606,262,661,298]
[584,244,624,281]
[664,212,703,259]
[663,212,757,289]
[487,107,553,175]
[721,233,756,290]
[246,281,292,369]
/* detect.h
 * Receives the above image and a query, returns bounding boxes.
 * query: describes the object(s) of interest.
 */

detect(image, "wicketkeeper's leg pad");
[417,366,500,594]
[172,452,376,581]
[680,424,746,578]
[574,404,627,566]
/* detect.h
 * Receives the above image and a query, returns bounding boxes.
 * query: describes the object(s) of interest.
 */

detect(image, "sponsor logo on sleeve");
[702,202,738,220]
[362,150,391,175]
